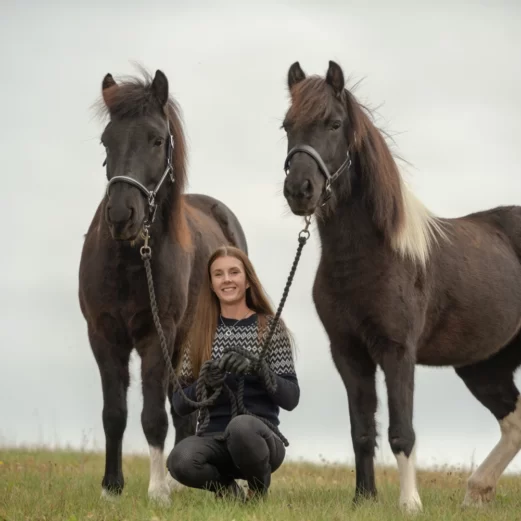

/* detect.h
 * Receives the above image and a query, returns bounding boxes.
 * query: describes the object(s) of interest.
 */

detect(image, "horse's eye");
[154,138,163,147]
[331,120,342,130]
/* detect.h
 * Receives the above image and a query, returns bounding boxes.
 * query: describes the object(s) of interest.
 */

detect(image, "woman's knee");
[225,416,270,459]
[226,415,259,439]
[226,415,286,471]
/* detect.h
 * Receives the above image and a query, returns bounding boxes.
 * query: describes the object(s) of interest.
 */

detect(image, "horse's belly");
[417,282,521,367]
[418,322,521,366]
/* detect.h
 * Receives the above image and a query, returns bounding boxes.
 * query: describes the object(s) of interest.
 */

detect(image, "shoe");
[246,487,267,502]
[246,471,270,500]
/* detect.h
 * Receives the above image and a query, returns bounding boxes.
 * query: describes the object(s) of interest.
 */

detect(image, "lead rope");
[140,216,312,447]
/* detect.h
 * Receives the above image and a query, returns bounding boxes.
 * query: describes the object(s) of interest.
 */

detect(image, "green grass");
[1,447,521,520]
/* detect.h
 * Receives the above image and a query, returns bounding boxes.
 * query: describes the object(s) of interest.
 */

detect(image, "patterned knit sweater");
[172,313,300,434]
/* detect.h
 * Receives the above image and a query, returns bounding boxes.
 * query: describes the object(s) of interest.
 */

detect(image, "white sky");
[1,0,521,472]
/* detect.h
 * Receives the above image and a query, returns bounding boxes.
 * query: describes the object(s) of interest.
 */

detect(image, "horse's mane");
[288,76,446,266]
[94,66,192,250]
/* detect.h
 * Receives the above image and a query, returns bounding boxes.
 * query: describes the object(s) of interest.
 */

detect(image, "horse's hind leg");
[455,339,521,507]
[89,325,131,499]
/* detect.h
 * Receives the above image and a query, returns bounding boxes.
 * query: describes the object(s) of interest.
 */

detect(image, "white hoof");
[148,482,172,506]
[400,492,423,514]
[462,480,495,507]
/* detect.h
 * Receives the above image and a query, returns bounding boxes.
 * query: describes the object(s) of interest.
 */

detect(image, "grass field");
[1,447,521,521]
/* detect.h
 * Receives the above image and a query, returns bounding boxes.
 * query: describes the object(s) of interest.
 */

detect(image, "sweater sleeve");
[263,319,300,411]
[268,373,300,411]
[171,381,199,417]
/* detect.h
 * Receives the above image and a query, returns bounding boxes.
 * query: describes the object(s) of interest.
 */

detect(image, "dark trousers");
[167,415,286,494]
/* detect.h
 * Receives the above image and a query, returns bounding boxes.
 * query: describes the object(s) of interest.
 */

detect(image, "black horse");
[79,67,248,503]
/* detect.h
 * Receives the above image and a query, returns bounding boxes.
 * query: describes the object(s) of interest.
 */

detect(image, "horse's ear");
[326,60,345,96]
[287,61,306,91]
[151,69,169,108]
[102,73,118,107]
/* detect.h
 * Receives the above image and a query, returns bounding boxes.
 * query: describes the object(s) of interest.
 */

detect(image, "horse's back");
[183,193,248,254]
[439,204,521,263]
[460,205,521,262]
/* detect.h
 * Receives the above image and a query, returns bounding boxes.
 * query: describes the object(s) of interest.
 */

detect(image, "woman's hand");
[218,351,253,375]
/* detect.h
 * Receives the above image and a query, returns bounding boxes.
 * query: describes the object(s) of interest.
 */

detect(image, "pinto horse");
[78,68,247,503]
[282,60,521,512]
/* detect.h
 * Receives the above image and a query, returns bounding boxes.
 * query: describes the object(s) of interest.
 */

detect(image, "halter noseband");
[284,144,351,205]
[105,119,175,225]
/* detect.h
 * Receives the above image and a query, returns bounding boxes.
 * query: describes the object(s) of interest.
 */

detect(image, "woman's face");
[210,255,250,307]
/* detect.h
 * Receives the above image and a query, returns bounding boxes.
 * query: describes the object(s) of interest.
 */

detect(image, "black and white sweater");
[172,313,300,434]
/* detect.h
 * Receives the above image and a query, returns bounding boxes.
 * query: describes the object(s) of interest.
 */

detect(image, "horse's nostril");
[302,179,312,196]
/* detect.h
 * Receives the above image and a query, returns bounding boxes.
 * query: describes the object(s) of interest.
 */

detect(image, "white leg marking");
[147,445,172,505]
[463,396,521,506]
[395,444,422,513]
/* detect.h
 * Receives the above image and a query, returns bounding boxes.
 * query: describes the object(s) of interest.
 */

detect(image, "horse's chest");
[86,261,178,340]
[311,255,412,337]
[312,264,366,331]
[96,264,151,308]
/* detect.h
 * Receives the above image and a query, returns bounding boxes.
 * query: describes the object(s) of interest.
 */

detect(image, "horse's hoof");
[100,488,119,502]
[400,493,423,514]
[148,482,173,506]
[461,476,495,507]
[462,486,495,507]
[352,490,377,508]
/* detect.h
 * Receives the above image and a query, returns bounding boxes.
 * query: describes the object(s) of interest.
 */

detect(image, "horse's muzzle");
[106,204,140,241]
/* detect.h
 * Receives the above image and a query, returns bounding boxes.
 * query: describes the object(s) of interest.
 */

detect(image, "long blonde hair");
[188,245,293,377]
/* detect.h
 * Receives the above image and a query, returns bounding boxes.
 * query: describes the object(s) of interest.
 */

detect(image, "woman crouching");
[167,245,300,501]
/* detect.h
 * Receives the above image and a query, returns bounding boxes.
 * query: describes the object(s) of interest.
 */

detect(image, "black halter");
[105,120,175,225]
[284,144,351,205]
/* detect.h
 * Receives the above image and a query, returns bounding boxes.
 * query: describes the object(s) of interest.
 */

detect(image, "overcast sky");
[2,0,521,473]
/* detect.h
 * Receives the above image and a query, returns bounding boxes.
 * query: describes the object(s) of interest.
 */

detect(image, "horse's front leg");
[89,325,131,499]
[139,328,177,505]
[379,340,422,513]
[330,338,378,503]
